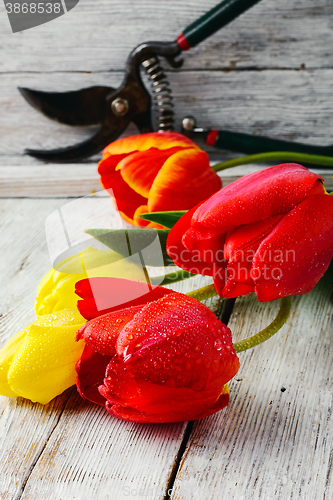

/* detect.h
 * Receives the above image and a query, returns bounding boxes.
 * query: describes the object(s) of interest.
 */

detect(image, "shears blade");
[19,86,115,126]
[25,115,130,162]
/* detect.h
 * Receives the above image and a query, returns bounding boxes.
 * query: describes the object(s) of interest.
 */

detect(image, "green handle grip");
[206,129,333,156]
[177,0,262,50]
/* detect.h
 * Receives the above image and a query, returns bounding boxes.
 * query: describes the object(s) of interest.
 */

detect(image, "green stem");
[150,270,196,286]
[185,283,291,353]
[186,283,218,301]
[212,152,333,172]
[233,296,292,353]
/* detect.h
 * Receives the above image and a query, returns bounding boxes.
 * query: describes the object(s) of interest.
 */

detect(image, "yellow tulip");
[0,247,146,404]
[0,310,85,404]
[35,246,147,316]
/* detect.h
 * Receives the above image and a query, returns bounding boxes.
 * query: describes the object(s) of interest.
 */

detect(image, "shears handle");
[177,0,262,50]
[206,129,333,157]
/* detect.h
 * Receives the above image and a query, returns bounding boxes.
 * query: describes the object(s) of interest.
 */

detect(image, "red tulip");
[167,163,333,302]
[75,278,239,423]
[75,276,174,320]
[98,132,222,227]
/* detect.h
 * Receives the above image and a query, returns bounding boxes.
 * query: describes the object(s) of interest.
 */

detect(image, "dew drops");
[214,339,223,351]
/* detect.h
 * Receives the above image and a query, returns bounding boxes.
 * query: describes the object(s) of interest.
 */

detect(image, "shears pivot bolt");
[182,116,197,131]
[111,98,129,116]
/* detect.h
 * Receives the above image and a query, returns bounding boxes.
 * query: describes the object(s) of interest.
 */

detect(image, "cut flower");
[98,132,222,227]
[0,310,85,404]
[167,163,333,301]
[75,278,239,423]
[0,247,145,405]
[36,246,145,316]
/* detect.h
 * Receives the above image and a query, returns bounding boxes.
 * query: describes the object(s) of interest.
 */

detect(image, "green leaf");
[85,228,174,266]
[137,211,187,229]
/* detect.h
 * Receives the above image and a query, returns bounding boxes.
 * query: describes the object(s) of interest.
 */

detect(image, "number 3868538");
[5,3,62,14]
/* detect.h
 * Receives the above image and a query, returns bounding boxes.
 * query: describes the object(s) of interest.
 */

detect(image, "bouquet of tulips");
[0,132,332,423]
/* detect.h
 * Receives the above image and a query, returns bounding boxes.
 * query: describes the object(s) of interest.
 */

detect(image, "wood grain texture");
[19,391,188,500]
[1,0,333,498]
[1,69,333,188]
[0,0,332,72]
[0,198,214,500]
[170,265,333,500]
[1,163,332,198]
[1,0,332,185]
[1,70,333,154]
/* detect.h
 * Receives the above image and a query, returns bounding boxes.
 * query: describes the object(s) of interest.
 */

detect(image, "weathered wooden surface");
[0,198,332,499]
[0,0,332,72]
[1,0,333,498]
[171,267,333,500]
[0,0,333,183]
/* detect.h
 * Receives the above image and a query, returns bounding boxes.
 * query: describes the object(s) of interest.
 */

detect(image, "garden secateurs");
[19,0,333,163]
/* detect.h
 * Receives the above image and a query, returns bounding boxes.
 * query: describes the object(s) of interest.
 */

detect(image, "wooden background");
[0,0,332,499]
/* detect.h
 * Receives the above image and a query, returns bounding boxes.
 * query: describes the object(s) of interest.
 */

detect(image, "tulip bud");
[35,247,145,316]
[76,287,240,423]
[0,310,85,404]
[98,131,222,227]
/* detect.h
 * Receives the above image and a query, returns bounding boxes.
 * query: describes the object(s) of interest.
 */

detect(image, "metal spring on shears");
[142,57,175,131]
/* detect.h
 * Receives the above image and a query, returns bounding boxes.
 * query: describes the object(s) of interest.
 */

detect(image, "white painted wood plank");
[0,163,332,198]
[0,198,206,499]
[0,198,75,499]
[19,391,188,500]
[0,165,102,197]
[0,0,332,72]
[170,265,333,500]
[1,198,332,498]
[0,391,76,499]
[1,70,332,167]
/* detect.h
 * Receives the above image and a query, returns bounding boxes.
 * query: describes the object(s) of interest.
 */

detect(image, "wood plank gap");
[12,389,75,500]
[1,67,333,76]
[220,298,237,325]
[163,297,237,499]
[164,422,195,500]
[169,66,333,73]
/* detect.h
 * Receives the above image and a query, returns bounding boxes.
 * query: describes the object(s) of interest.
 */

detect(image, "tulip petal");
[185,164,324,245]
[76,305,144,355]
[132,205,165,228]
[102,131,200,157]
[253,194,333,301]
[99,356,139,406]
[166,204,215,275]
[148,149,222,213]
[0,328,27,397]
[117,147,186,199]
[123,321,238,392]
[115,293,240,414]
[213,264,232,297]
[103,363,232,421]
[75,277,174,320]
[98,153,148,221]
[36,247,144,317]
[222,215,284,298]
[75,345,110,405]
[105,384,230,423]
[7,310,85,404]
[116,292,217,358]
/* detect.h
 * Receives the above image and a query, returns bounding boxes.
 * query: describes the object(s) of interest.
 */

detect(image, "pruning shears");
[19,0,333,163]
